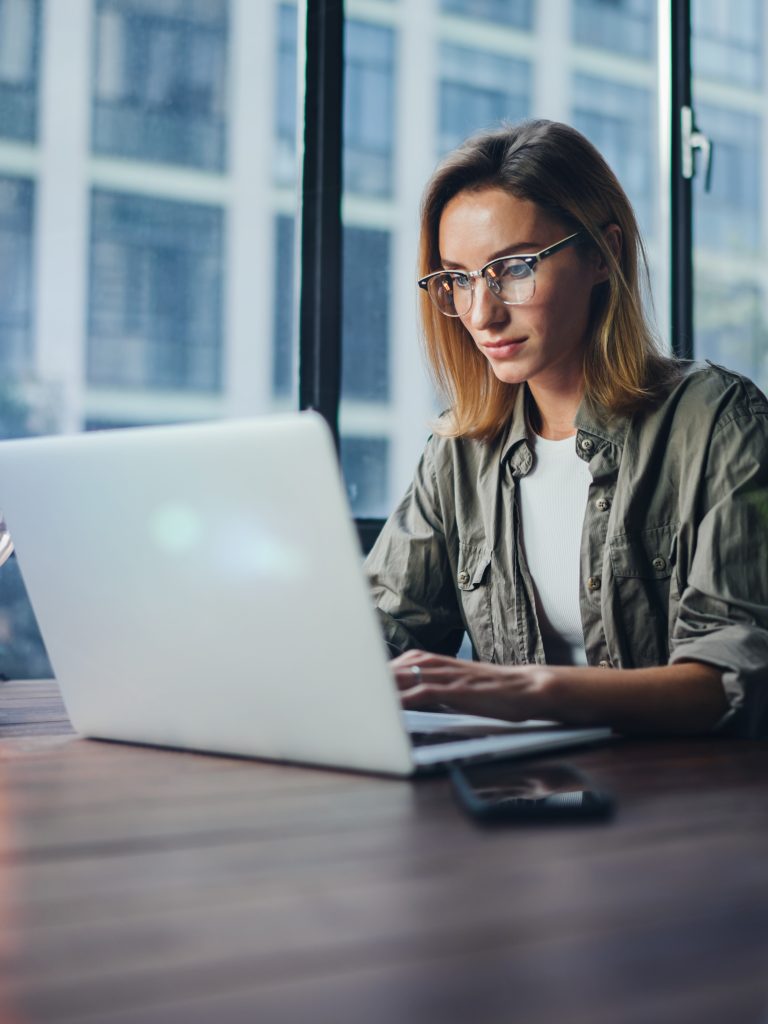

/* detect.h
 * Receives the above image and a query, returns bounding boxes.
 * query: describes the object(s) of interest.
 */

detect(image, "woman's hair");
[418,119,677,440]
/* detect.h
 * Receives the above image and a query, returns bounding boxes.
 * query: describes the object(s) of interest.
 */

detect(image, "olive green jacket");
[365,362,768,737]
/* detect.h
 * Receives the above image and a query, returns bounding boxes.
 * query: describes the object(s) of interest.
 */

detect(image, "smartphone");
[449,762,615,822]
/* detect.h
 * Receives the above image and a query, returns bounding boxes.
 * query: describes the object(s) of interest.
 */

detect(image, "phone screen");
[450,762,614,821]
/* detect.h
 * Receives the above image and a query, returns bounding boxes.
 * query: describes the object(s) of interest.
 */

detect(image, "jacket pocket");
[455,544,494,661]
[609,523,677,665]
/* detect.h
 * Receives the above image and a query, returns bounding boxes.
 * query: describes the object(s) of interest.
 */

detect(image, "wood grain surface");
[1,679,767,1024]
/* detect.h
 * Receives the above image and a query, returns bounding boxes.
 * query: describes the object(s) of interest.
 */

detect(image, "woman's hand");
[392,650,729,734]
[391,648,555,721]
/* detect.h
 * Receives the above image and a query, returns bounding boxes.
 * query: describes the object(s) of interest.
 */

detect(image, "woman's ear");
[594,223,622,283]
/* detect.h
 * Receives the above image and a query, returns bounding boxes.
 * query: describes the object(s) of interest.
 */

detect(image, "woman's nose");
[465,277,507,331]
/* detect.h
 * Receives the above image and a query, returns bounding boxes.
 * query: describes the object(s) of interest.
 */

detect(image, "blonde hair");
[419,120,677,440]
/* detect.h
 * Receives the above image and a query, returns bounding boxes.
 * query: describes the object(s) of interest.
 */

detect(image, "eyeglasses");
[417,231,582,318]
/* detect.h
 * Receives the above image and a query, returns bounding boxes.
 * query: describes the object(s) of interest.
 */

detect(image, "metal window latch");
[681,105,714,192]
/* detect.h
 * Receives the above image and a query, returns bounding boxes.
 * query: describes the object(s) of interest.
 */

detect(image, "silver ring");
[409,665,423,683]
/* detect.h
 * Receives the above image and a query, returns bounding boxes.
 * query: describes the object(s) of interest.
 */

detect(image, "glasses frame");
[417,230,583,317]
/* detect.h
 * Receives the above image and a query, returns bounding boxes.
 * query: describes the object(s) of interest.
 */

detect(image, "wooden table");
[2,679,768,1024]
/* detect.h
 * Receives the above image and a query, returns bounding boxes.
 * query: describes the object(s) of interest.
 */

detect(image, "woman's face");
[437,188,607,392]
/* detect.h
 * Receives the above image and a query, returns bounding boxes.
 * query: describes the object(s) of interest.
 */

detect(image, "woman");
[365,119,768,737]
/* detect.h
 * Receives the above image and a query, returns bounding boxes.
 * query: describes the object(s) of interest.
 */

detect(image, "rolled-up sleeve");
[669,409,768,737]
[364,440,465,659]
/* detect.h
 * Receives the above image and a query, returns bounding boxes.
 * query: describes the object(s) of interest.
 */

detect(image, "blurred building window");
[693,103,761,253]
[572,74,654,238]
[273,15,395,196]
[272,219,390,402]
[0,0,40,142]
[272,213,294,397]
[340,436,389,518]
[0,175,34,377]
[87,190,224,391]
[440,0,533,30]
[274,2,297,185]
[93,0,229,171]
[694,280,767,391]
[693,0,761,88]
[344,21,396,197]
[439,43,530,155]
[572,0,655,59]
[342,226,390,402]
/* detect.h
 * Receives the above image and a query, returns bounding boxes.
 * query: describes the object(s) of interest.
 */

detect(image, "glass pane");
[0,0,300,678]
[93,0,228,171]
[572,0,655,58]
[0,0,40,142]
[341,0,663,521]
[693,2,767,391]
[440,0,533,29]
[439,43,531,156]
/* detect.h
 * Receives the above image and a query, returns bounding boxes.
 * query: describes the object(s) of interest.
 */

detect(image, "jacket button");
[457,570,470,586]
[587,575,601,591]
[652,556,667,571]
[595,498,610,512]
[598,660,610,668]
[579,437,595,453]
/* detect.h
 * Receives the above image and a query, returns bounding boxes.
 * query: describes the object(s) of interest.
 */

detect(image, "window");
[0,0,40,142]
[692,104,761,253]
[273,221,390,403]
[343,21,396,197]
[87,190,224,392]
[439,44,530,155]
[572,74,655,240]
[340,436,390,518]
[572,0,655,59]
[274,3,298,185]
[440,0,533,30]
[695,281,767,392]
[93,0,229,171]
[0,175,34,378]
[693,6,766,392]
[693,0,761,88]
[272,214,294,398]
[342,227,390,402]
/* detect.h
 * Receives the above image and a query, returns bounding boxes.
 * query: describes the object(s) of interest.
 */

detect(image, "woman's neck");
[527,381,584,440]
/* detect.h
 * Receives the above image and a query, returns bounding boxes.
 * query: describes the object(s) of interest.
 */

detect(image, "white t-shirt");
[517,432,592,665]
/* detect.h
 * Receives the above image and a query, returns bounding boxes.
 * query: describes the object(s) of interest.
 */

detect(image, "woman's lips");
[482,339,527,358]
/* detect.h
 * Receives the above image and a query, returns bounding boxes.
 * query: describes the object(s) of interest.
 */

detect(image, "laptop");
[0,412,610,776]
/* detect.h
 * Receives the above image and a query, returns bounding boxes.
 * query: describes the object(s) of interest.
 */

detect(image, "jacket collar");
[499,384,631,475]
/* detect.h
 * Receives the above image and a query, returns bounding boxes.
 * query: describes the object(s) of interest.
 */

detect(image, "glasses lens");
[486,259,534,305]
[428,273,472,317]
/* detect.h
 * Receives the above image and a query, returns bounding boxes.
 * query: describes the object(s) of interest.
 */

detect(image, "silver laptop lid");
[0,413,415,775]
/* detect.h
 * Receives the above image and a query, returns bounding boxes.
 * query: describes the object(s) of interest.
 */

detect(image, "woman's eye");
[453,274,471,290]
[501,261,528,279]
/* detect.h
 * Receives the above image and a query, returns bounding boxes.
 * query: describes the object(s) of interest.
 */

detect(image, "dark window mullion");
[670,0,694,359]
[297,0,344,449]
